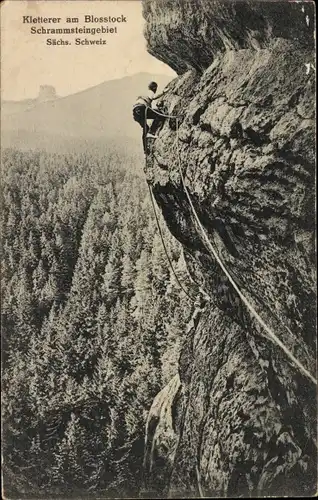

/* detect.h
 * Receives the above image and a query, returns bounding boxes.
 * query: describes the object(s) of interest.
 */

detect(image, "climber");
[132,81,167,153]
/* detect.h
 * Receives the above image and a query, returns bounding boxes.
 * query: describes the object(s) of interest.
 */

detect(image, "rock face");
[142,374,182,498]
[142,1,316,497]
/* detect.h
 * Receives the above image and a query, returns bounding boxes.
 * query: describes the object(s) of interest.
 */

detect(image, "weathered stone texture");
[142,1,316,497]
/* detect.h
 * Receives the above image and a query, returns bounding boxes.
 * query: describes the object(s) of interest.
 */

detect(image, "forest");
[1,146,195,498]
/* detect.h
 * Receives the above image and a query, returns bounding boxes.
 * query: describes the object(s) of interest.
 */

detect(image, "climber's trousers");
[133,105,164,152]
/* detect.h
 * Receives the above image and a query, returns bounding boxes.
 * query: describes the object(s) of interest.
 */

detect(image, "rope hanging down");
[174,119,316,386]
[144,107,196,303]
[147,183,196,303]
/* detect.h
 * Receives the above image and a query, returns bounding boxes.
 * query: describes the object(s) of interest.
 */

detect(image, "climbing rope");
[145,105,184,120]
[174,119,317,386]
[144,107,196,303]
[147,182,196,303]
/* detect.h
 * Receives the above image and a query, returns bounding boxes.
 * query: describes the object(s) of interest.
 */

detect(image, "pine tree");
[2,146,190,497]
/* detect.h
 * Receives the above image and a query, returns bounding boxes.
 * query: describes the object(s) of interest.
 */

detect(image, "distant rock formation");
[37,85,58,102]
[142,0,316,497]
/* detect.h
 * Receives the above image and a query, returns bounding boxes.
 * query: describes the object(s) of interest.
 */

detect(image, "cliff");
[142,1,316,497]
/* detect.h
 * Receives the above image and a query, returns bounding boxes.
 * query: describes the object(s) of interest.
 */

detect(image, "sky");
[1,0,176,101]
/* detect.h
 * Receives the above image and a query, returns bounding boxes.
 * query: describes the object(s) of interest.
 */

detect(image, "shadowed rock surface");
[142,1,316,497]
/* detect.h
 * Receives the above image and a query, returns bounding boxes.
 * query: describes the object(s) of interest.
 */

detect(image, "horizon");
[1,0,176,101]
[1,70,175,103]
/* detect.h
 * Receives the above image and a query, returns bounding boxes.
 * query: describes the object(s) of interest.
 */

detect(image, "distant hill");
[1,99,37,117]
[1,73,174,152]
[1,85,59,118]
